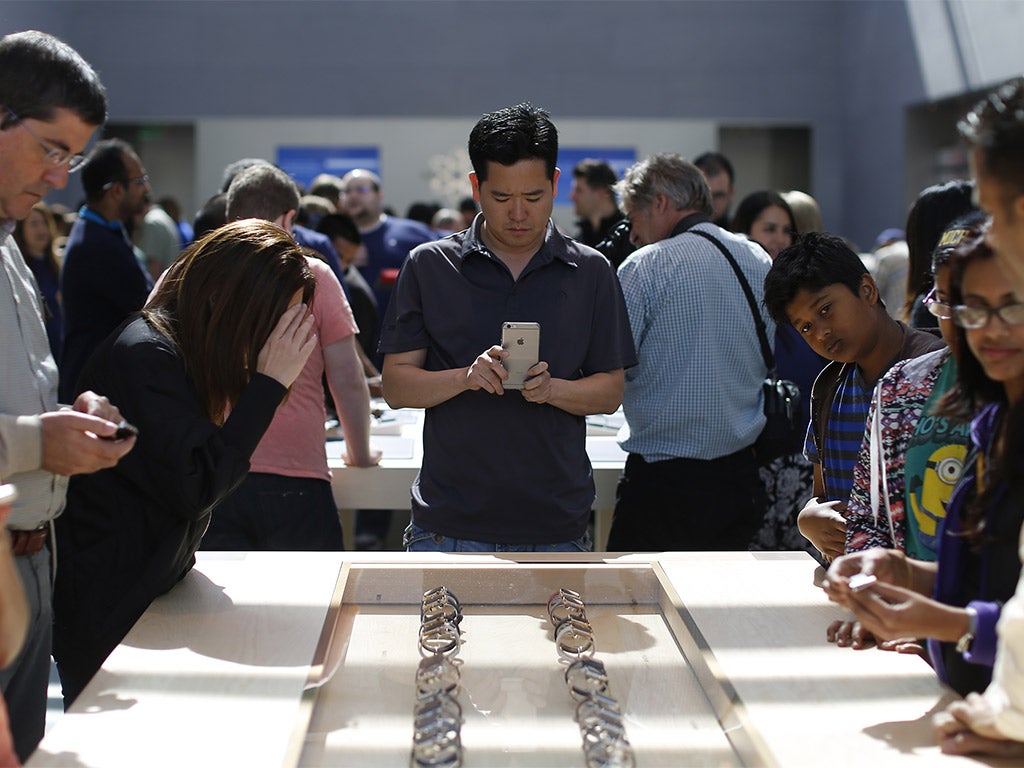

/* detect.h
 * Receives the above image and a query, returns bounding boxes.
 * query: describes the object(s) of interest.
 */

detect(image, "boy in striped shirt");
[763,232,943,561]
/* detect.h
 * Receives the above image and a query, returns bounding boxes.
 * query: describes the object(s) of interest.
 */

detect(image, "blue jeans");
[404,522,592,553]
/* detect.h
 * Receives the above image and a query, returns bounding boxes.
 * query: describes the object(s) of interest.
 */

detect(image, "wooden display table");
[28,551,1003,767]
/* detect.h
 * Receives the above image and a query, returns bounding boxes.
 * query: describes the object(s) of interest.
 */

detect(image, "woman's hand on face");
[256,303,317,388]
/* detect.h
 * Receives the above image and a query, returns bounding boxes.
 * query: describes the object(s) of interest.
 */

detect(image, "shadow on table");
[120,569,326,668]
[860,693,1014,765]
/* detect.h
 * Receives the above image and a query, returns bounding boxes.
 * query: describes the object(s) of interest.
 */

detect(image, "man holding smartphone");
[0,31,135,761]
[380,103,636,552]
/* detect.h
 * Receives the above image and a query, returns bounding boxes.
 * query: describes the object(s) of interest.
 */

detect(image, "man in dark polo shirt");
[380,103,636,552]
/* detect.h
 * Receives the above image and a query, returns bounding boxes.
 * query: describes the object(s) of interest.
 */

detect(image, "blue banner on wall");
[554,147,637,207]
[275,146,380,189]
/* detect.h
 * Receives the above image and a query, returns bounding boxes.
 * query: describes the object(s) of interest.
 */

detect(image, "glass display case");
[295,560,768,767]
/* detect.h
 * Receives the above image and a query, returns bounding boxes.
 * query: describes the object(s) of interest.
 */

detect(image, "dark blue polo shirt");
[379,220,636,544]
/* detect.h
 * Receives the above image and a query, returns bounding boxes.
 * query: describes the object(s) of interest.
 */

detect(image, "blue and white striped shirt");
[617,222,774,461]
[804,366,873,503]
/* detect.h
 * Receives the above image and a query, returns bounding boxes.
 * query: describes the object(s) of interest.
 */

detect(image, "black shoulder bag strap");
[689,228,775,375]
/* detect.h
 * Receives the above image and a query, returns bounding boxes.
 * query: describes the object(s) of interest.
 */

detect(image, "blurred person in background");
[734,190,827,553]
[13,202,62,362]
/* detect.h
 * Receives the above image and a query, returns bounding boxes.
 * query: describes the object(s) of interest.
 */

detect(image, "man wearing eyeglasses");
[59,138,154,403]
[0,31,135,761]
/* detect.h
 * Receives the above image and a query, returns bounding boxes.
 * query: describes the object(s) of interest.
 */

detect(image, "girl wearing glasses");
[824,228,1024,697]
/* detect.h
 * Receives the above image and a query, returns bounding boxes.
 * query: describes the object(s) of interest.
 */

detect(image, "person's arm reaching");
[383,346,507,409]
[323,336,380,467]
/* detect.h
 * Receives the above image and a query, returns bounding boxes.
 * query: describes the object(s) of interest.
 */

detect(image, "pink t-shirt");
[249,257,358,480]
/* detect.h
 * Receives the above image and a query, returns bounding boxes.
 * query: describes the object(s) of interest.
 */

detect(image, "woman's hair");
[13,202,60,278]
[931,210,988,275]
[938,230,1024,545]
[781,190,822,234]
[731,191,797,238]
[144,219,316,424]
[904,180,976,306]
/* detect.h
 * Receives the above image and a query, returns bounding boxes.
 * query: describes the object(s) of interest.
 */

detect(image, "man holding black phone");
[380,103,635,552]
[0,31,135,761]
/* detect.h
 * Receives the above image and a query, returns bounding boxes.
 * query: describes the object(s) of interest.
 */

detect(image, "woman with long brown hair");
[13,202,62,361]
[52,219,318,707]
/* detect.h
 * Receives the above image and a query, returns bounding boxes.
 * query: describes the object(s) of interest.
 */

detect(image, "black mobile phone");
[102,420,139,441]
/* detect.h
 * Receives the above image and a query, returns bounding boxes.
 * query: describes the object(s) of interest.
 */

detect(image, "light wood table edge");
[651,561,779,768]
[283,560,352,767]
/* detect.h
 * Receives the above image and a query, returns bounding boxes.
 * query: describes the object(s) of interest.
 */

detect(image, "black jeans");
[202,473,344,551]
[605,448,765,552]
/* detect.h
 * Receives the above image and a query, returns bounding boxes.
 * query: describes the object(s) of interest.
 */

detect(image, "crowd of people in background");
[6,26,1024,765]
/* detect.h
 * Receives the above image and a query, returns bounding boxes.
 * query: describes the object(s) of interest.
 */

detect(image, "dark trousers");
[201,473,344,551]
[605,448,766,552]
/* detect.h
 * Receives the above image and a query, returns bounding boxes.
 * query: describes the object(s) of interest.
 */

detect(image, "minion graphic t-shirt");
[903,358,971,560]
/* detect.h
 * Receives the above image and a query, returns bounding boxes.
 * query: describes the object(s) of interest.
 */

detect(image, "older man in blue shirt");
[606,153,772,552]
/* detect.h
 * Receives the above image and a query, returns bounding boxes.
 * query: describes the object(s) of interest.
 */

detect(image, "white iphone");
[500,322,540,390]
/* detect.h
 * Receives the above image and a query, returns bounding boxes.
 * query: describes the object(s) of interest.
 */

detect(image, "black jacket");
[53,316,285,693]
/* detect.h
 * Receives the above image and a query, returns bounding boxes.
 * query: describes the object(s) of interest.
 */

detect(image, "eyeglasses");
[101,174,149,192]
[923,287,954,320]
[4,108,88,172]
[951,302,1024,329]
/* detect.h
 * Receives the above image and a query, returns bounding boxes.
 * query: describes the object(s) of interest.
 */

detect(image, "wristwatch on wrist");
[956,605,979,654]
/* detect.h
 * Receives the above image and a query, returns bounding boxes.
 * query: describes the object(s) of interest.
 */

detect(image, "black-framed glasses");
[4,108,87,172]
[101,174,149,192]
[951,301,1024,329]
[923,287,954,320]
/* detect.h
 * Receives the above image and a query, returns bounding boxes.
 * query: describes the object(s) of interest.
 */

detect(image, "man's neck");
[857,314,907,385]
[89,200,121,224]
[480,221,545,281]
[588,199,620,230]
[356,212,386,234]
[666,209,706,239]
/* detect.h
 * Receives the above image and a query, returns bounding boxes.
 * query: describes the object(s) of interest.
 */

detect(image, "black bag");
[690,230,803,465]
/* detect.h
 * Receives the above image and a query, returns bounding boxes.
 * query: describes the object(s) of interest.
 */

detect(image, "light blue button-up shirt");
[617,220,774,461]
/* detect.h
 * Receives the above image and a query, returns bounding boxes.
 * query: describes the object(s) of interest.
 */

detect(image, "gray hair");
[615,153,712,216]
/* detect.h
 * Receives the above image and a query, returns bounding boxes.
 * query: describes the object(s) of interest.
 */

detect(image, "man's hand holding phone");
[521,361,552,403]
[465,346,509,395]
[40,391,137,476]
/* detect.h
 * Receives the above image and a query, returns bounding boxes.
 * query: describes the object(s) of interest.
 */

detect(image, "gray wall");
[2,0,1014,246]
